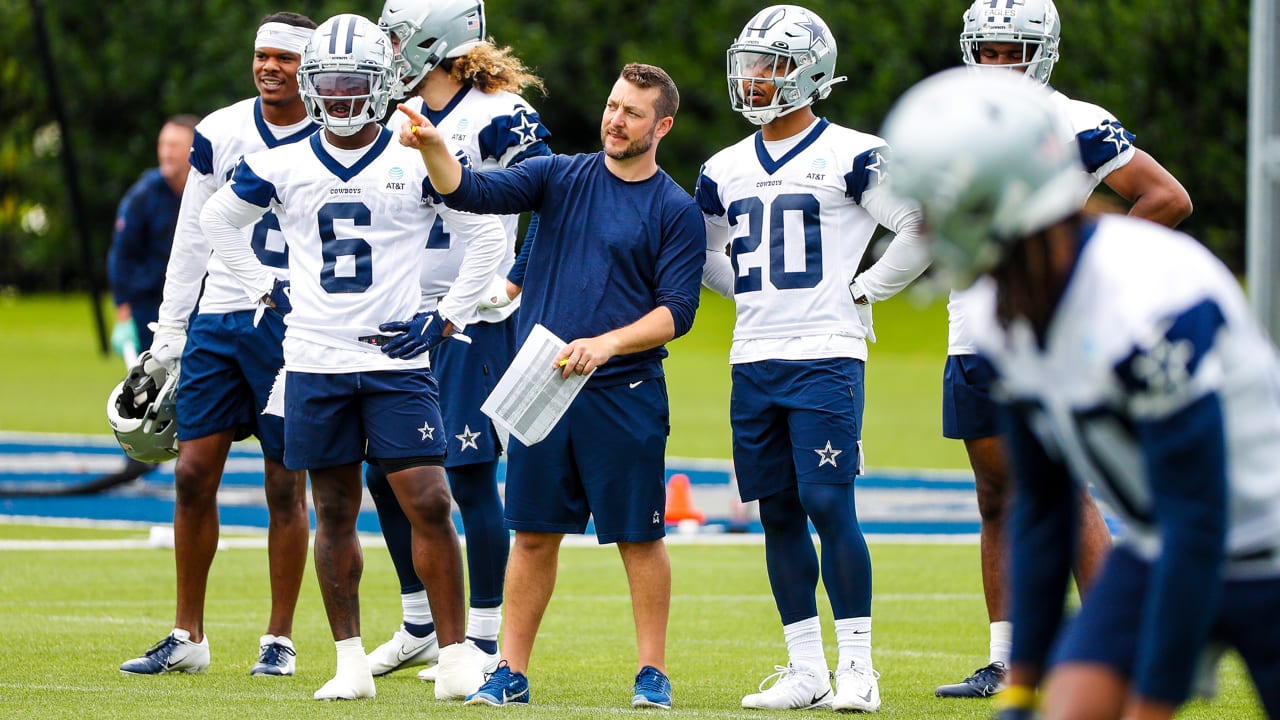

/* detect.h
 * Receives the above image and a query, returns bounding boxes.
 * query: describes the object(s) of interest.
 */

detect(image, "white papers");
[481,323,591,446]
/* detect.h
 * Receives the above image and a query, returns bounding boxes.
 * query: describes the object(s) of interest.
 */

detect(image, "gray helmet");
[726,5,846,126]
[379,0,486,99]
[960,0,1061,85]
[107,351,180,463]
[300,14,397,137]
[881,67,1089,289]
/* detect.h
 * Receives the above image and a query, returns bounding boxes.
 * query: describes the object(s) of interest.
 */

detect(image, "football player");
[201,13,506,701]
[885,66,1280,720]
[399,62,703,710]
[696,5,928,712]
[119,12,317,679]
[361,0,552,682]
[935,0,1194,699]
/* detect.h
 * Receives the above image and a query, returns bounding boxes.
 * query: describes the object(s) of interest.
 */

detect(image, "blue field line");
[0,431,982,536]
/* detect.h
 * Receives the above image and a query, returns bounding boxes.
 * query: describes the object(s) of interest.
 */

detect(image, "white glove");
[477,273,514,310]
[148,322,187,372]
[848,277,876,343]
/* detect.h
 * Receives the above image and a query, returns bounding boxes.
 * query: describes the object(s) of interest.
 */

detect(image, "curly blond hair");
[444,41,547,96]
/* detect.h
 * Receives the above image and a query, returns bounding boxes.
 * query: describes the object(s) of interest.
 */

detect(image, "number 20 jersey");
[696,119,889,363]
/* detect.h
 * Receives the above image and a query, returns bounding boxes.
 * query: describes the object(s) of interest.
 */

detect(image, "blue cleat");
[935,661,1007,698]
[120,631,210,675]
[250,636,296,676]
[464,662,530,706]
[632,665,672,709]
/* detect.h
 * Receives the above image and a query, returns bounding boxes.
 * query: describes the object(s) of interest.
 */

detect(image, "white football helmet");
[299,14,396,136]
[726,5,847,126]
[380,0,486,99]
[960,0,1061,84]
[881,67,1090,289]
[107,351,180,463]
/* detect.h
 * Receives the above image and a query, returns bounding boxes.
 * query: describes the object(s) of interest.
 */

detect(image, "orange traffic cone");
[664,473,706,524]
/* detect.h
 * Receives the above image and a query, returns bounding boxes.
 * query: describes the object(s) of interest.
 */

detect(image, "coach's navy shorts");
[504,377,669,544]
[176,310,285,460]
[283,368,446,471]
[1052,545,1280,712]
[431,318,515,468]
[731,358,864,502]
[942,353,1000,440]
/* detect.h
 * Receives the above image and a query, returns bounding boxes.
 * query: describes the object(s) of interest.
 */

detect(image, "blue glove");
[266,279,292,317]
[111,319,140,359]
[379,311,450,360]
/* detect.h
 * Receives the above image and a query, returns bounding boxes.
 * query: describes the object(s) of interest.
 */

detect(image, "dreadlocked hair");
[444,41,547,96]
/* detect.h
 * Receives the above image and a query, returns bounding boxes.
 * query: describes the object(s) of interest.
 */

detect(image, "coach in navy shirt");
[399,62,702,710]
[107,115,199,357]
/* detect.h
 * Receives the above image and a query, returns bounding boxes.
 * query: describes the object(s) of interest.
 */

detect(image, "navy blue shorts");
[176,310,285,460]
[942,354,1000,440]
[283,368,446,471]
[1053,545,1280,711]
[431,319,515,468]
[504,378,669,544]
[730,358,864,502]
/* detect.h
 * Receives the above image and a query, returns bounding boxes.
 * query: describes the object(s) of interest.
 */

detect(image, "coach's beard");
[602,125,656,161]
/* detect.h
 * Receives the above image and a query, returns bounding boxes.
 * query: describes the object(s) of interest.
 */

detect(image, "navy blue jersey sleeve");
[1003,402,1077,675]
[1076,120,1135,174]
[108,174,152,304]
[444,155,550,216]
[1130,392,1228,704]
[189,129,215,177]
[843,146,889,205]
[228,159,279,208]
[694,167,725,218]
[653,199,706,338]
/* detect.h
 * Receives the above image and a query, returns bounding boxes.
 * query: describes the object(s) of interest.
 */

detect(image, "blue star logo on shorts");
[419,421,435,441]
[455,425,480,452]
[814,440,842,468]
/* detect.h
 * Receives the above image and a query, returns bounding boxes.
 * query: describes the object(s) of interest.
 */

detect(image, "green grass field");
[0,523,1264,719]
[0,289,967,469]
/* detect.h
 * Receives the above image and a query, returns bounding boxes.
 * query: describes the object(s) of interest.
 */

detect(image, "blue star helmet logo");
[795,14,827,47]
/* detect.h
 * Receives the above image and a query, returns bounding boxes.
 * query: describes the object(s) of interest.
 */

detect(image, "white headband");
[255,22,312,55]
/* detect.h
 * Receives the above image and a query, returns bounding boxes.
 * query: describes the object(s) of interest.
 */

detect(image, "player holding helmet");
[202,13,506,701]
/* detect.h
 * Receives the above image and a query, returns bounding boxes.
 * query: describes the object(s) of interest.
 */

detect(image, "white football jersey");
[968,215,1280,577]
[698,119,908,363]
[948,89,1137,354]
[157,97,317,325]
[216,129,463,373]
[386,89,550,323]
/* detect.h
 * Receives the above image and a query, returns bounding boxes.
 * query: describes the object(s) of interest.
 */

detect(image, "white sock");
[335,637,366,674]
[274,635,294,650]
[834,616,873,669]
[782,616,826,673]
[467,606,502,642]
[402,590,432,626]
[990,621,1012,666]
[172,627,192,643]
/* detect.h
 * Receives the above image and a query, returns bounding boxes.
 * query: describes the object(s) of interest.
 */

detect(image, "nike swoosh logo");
[396,645,419,661]
[860,689,874,703]
[629,381,644,389]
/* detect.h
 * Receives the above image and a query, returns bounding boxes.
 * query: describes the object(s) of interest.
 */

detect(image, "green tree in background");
[0,0,1248,291]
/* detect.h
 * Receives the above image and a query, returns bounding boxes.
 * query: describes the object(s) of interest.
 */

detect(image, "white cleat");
[418,639,499,682]
[313,658,376,701]
[366,625,438,677]
[433,641,488,700]
[741,663,833,710]
[833,661,881,713]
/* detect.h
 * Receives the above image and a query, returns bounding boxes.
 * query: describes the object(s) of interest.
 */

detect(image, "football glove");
[266,279,292,316]
[148,322,187,373]
[379,311,451,360]
[848,277,876,343]
[110,318,140,360]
